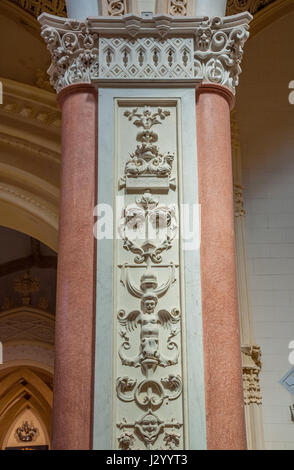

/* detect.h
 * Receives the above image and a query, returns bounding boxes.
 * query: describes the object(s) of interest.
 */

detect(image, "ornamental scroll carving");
[41,20,98,94]
[194,17,250,92]
[115,103,184,450]
[119,106,176,192]
[39,13,251,94]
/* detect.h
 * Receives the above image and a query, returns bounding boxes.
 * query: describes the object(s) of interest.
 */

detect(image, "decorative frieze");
[39,12,252,94]
[99,37,194,80]
[119,106,176,192]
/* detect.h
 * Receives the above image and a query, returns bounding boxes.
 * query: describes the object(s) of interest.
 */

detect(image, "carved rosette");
[242,345,262,406]
[39,13,251,94]
[107,0,127,16]
[41,20,98,94]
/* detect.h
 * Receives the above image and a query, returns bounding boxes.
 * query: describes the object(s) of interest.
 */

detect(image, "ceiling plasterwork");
[8,0,67,19]
[226,0,276,15]
[5,0,278,19]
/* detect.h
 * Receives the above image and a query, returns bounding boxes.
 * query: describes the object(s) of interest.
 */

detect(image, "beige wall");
[237,11,294,449]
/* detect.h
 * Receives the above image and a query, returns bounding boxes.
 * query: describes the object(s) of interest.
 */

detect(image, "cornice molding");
[39,12,252,94]
[0,78,61,132]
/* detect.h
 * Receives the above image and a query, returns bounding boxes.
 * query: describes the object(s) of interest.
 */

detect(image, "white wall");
[237,11,294,450]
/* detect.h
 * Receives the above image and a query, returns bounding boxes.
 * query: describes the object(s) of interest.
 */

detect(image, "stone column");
[195,17,251,450]
[40,22,99,450]
[231,111,265,450]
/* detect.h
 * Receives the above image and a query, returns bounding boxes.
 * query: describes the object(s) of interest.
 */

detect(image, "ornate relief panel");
[99,37,194,80]
[114,100,186,450]
[40,13,251,95]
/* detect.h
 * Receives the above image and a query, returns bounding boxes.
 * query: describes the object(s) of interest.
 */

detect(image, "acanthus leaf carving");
[117,413,182,450]
[39,14,251,94]
[119,192,178,264]
[163,430,181,449]
[194,17,250,93]
[41,21,98,93]
[119,107,177,192]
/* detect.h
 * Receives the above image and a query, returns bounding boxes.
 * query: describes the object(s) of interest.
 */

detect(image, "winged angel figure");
[118,264,181,375]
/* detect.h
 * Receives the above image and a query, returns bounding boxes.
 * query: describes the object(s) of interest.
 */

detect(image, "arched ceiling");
[0,366,53,448]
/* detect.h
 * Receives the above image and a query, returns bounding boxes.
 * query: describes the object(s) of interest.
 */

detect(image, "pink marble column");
[52,83,97,450]
[196,83,247,450]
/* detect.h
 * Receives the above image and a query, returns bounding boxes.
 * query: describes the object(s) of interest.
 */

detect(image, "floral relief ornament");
[41,21,98,93]
[194,17,250,93]
[39,13,251,93]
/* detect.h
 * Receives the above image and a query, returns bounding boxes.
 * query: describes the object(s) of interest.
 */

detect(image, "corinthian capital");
[39,12,251,94]
[40,19,99,94]
[194,16,250,93]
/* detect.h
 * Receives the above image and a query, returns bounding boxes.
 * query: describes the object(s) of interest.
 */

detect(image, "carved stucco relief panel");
[113,100,186,450]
